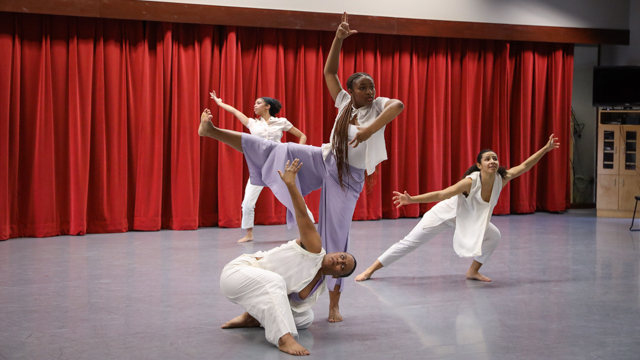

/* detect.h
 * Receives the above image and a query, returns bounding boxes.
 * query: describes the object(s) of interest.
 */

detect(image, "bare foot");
[238,229,254,243]
[278,333,309,356]
[198,109,215,137]
[466,270,492,282]
[221,312,261,329]
[355,270,372,282]
[328,307,343,323]
[237,235,254,243]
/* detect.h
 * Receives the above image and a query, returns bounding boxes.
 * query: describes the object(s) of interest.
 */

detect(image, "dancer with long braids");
[199,12,403,322]
[355,135,560,283]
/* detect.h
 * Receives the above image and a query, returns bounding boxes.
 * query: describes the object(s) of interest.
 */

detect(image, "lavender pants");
[242,134,364,291]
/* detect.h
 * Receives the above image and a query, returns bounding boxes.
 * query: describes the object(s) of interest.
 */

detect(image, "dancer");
[209,91,313,243]
[199,12,403,322]
[219,159,357,356]
[355,135,560,283]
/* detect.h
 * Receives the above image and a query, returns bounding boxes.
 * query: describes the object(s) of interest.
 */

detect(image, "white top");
[420,172,502,257]
[453,172,503,257]
[245,116,293,143]
[321,89,390,174]
[252,240,326,312]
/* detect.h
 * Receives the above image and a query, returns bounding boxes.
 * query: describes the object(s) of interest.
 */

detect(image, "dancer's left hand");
[349,126,372,148]
[393,191,412,208]
[278,159,302,186]
[336,12,358,40]
[544,134,560,153]
[210,91,223,105]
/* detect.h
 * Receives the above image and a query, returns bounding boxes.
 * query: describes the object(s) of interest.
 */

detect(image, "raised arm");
[287,126,308,145]
[324,12,357,101]
[393,178,473,208]
[278,159,322,254]
[210,91,251,127]
[349,99,404,148]
[503,134,560,187]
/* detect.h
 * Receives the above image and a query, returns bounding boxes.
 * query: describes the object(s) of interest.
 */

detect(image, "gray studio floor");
[1,209,640,360]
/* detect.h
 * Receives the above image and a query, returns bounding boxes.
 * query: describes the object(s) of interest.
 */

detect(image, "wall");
[144,0,630,29]
[586,0,640,205]
[601,0,640,64]
[571,45,598,204]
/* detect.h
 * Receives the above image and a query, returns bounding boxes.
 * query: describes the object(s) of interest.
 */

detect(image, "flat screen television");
[593,66,640,107]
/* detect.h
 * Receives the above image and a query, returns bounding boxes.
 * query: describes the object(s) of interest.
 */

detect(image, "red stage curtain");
[0,12,573,241]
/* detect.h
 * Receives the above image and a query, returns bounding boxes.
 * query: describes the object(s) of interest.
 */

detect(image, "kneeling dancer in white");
[220,159,357,356]
[355,134,559,283]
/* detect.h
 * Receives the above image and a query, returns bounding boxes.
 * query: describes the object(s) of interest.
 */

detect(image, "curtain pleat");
[0,12,573,241]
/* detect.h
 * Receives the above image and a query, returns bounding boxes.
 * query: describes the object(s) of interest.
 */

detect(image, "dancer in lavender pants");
[200,12,404,323]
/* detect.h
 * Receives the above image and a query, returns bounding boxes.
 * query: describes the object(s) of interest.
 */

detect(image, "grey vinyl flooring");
[1,209,639,359]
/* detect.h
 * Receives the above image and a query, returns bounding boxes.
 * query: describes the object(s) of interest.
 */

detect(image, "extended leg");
[199,109,243,152]
[356,214,454,281]
[241,134,325,229]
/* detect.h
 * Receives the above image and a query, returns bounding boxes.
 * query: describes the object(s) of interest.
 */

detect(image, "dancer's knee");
[486,226,501,245]
[294,310,314,329]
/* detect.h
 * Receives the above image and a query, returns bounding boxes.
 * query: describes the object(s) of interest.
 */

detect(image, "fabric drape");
[0,12,573,241]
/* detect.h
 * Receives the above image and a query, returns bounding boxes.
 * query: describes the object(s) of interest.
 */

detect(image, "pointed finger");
[344,12,348,23]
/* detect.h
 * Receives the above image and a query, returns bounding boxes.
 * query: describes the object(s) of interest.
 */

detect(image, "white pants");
[378,213,501,267]
[220,256,314,347]
[242,180,315,229]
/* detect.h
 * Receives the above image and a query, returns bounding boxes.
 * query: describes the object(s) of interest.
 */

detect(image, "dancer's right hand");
[336,12,358,40]
[278,159,303,186]
[393,191,412,208]
[210,91,223,105]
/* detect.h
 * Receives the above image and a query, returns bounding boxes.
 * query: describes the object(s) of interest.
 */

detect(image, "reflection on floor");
[1,209,639,360]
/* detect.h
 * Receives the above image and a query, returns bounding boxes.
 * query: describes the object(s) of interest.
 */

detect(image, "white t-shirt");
[245,116,293,143]
[322,89,390,174]
[251,240,326,313]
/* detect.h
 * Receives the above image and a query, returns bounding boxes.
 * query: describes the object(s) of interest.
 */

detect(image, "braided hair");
[332,72,373,190]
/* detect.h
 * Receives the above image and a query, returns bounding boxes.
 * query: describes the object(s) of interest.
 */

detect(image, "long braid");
[332,98,354,190]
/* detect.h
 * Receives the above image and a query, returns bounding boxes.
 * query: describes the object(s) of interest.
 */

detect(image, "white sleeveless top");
[452,172,503,257]
[252,240,326,312]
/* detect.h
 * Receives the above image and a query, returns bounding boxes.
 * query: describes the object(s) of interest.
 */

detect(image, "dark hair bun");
[261,97,282,116]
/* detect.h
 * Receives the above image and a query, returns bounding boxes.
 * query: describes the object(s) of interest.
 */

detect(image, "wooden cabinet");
[596,109,640,217]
